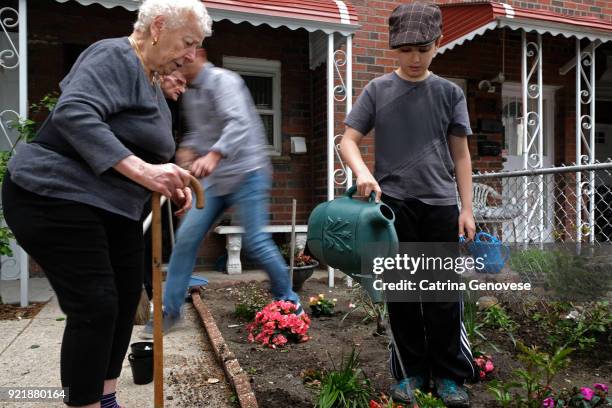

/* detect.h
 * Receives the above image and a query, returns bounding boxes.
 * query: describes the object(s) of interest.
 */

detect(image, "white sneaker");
[139,312,182,339]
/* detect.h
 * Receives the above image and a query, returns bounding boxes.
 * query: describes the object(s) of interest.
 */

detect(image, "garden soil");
[202,277,611,408]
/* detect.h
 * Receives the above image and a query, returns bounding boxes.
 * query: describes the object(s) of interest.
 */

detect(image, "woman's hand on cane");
[114,155,193,198]
[172,186,192,216]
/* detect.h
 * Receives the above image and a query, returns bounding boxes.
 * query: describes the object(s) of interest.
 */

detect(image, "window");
[222,56,282,155]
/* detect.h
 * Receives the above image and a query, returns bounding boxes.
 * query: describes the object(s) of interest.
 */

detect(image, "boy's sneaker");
[434,378,470,408]
[389,375,426,404]
[139,312,182,339]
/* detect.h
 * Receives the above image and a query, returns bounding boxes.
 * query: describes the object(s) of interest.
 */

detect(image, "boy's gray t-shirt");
[344,72,472,206]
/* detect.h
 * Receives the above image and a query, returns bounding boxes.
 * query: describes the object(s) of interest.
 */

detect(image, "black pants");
[2,176,143,406]
[382,194,476,383]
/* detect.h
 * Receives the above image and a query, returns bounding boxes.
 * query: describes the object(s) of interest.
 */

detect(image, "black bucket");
[128,342,153,385]
[128,353,153,385]
[130,342,153,358]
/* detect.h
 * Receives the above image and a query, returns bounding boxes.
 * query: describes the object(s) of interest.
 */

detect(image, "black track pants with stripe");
[382,194,477,382]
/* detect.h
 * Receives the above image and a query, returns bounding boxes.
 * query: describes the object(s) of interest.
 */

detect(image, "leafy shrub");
[316,349,373,408]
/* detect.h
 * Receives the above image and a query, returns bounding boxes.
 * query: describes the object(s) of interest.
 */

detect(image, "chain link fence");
[470,161,612,245]
[466,161,612,303]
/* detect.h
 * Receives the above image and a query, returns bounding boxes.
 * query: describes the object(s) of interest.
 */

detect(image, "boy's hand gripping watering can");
[462,232,510,274]
[307,186,399,302]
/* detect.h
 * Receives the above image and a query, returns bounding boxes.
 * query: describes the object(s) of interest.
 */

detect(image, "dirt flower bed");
[201,278,611,407]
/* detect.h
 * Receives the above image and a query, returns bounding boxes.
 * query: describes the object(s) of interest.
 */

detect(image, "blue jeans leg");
[230,170,299,304]
[164,192,227,317]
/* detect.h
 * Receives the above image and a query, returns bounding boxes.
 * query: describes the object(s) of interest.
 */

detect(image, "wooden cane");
[152,175,204,408]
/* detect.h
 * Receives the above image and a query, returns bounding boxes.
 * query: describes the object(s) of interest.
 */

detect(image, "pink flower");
[246,300,310,348]
[580,387,594,401]
[272,334,287,346]
[479,371,485,379]
[594,383,609,393]
[542,397,555,408]
[485,360,494,373]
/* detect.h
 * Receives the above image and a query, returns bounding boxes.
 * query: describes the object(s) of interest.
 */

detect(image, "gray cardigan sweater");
[9,37,174,220]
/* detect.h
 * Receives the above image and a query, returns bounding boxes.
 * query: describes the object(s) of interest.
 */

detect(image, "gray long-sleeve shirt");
[180,63,270,196]
[8,37,174,220]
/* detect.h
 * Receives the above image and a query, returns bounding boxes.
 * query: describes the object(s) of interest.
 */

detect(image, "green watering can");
[307,186,399,303]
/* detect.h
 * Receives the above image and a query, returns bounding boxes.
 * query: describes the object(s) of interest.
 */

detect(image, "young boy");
[340,3,476,407]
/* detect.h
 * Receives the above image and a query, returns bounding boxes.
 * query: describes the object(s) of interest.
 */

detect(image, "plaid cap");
[389,3,442,48]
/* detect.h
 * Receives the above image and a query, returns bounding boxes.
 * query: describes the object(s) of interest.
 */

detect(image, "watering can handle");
[474,231,500,243]
[346,185,377,202]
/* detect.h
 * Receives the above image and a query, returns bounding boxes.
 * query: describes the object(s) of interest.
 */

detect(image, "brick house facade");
[7,0,612,270]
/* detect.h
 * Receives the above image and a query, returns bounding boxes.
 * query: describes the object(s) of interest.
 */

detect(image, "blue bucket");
[462,232,510,274]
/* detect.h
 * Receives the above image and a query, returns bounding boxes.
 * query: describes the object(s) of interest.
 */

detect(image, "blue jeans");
[164,169,299,317]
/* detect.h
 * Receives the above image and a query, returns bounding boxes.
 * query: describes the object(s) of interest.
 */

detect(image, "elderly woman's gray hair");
[134,0,213,37]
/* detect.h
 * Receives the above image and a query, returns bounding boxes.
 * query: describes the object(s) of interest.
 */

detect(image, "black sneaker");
[389,375,426,404]
[434,377,470,407]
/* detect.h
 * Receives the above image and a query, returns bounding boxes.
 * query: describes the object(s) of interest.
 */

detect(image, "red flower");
[246,301,310,348]
[474,355,494,380]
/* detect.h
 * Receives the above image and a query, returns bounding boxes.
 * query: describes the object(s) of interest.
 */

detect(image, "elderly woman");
[1,0,211,406]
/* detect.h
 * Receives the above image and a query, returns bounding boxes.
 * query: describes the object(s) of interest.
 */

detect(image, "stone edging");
[191,292,258,408]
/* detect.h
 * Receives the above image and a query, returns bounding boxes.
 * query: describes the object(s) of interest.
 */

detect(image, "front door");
[501,83,557,242]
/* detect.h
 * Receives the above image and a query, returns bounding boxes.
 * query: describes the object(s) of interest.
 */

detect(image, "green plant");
[482,303,518,346]
[315,348,373,408]
[463,291,487,346]
[0,213,14,257]
[342,285,387,335]
[483,304,516,331]
[487,379,519,408]
[486,343,573,407]
[309,293,336,317]
[7,92,59,145]
[233,283,269,321]
[414,389,446,407]
[529,301,611,351]
[508,248,557,282]
[515,342,573,407]
[509,249,612,301]
[545,253,612,301]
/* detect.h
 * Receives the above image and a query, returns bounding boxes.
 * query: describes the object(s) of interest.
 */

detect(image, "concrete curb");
[191,292,258,408]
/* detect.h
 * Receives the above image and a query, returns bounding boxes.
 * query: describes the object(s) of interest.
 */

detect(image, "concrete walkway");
[0,278,234,408]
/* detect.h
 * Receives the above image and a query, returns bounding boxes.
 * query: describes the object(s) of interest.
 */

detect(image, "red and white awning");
[53,0,359,35]
[439,1,612,54]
